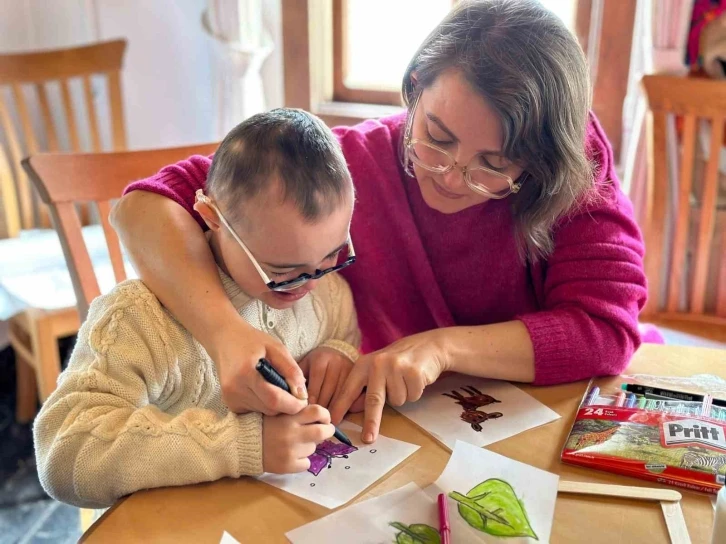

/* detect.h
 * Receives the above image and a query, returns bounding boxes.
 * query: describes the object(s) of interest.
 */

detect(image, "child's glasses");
[195,190,356,292]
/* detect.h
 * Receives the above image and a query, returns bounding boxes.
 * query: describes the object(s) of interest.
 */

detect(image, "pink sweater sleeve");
[123,154,213,230]
[518,190,647,385]
[518,119,648,385]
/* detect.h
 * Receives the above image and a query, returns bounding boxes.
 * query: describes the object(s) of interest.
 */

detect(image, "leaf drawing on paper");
[442,386,503,432]
[389,522,441,544]
[448,478,538,540]
[307,440,358,476]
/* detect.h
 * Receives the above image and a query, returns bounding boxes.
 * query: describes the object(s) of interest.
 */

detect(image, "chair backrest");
[0,39,127,238]
[22,143,219,320]
[641,74,726,323]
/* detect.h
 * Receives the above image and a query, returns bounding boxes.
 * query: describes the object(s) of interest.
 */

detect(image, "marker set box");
[561,382,726,494]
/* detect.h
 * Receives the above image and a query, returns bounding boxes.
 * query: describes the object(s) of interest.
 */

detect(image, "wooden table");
[82,345,725,543]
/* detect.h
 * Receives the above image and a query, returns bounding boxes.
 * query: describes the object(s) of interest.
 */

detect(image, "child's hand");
[300,347,354,408]
[262,405,335,473]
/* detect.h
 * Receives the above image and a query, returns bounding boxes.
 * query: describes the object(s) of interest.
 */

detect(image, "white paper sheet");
[286,482,441,544]
[395,374,561,450]
[427,440,559,543]
[257,421,419,509]
[219,531,240,544]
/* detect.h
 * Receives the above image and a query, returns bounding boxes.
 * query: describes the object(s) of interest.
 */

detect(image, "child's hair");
[207,108,352,224]
[402,0,593,262]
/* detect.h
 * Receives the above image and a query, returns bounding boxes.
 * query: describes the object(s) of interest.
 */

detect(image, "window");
[332,0,577,106]
[285,0,634,159]
[333,0,453,105]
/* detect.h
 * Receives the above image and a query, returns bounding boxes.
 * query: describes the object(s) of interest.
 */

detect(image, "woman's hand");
[262,405,335,473]
[211,318,308,416]
[329,330,450,443]
[299,347,354,408]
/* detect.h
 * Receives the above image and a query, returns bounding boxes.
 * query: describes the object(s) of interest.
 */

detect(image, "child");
[33,109,361,508]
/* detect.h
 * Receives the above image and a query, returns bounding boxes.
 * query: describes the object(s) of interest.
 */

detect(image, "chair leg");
[15,354,38,423]
[31,315,62,402]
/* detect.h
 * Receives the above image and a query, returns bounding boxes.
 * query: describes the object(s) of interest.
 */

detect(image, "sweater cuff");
[516,313,574,386]
[236,412,263,476]
[319,340,360,362]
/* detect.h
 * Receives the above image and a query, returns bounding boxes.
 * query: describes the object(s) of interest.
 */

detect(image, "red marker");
[438,493,451,544]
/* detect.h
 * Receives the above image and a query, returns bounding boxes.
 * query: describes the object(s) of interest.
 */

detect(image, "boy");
[34,109,360,508]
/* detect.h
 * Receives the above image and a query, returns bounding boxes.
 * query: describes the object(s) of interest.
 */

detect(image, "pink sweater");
[125,113,647,385]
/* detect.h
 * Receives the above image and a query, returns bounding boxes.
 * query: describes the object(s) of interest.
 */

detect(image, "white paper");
[219,531,240,544]
[286,482,440,544]
[395,374,560,450]
[713,487,726,542]
[426,440,559,543]
[258,421,419,509]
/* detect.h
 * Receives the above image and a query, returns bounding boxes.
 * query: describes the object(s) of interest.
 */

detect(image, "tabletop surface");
[81,344,725,543]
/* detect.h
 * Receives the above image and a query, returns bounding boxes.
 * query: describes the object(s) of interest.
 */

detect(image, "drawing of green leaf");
[389,522,441,544]
[448,478,538,540]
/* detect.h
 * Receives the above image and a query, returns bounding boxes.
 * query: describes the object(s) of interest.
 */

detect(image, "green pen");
[637,395,647,409]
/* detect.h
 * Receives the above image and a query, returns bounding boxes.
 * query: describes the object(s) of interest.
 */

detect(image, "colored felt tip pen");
[625,392,637,408]
[256,358,353,447]
[621,383,726,408]
[438,493,451,544]
[615,391,626,407]
[584,386,600,406]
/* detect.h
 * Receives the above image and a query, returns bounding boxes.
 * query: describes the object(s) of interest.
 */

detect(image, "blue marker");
[584,386,600,406]
[625,392,637,408]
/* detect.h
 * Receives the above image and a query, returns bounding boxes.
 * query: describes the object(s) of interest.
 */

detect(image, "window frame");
[332,0,404,106]
[282,0,401,126]
[284,0,636,160]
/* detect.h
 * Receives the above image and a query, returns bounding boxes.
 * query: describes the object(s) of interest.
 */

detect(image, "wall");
[0,0,284,150]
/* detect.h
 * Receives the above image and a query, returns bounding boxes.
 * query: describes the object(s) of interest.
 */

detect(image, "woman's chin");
[419,183,484,214]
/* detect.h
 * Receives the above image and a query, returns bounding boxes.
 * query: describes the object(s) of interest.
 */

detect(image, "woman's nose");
[441,166,466,191]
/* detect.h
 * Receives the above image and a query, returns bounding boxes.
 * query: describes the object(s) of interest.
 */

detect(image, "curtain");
[202,0,273,139]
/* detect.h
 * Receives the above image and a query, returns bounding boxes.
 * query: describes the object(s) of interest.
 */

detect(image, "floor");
[0,338,81,544]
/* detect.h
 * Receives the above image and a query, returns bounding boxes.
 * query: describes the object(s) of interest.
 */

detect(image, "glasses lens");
[272,277,309,292]
[334,244,353,267]
[409,142,451,172]
[467,169,513,197]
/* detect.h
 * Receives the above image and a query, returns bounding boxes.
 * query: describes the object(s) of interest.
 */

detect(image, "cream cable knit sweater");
[33,270,360,508]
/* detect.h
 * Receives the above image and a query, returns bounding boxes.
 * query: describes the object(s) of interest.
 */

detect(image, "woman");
[111,0,647,444]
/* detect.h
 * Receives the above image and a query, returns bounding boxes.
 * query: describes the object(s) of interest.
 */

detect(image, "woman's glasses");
[195,190,356,292]
[403,93,522,199]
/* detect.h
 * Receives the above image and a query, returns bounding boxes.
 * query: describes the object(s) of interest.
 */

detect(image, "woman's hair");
[207,108,352,225]
[402,0,594,261]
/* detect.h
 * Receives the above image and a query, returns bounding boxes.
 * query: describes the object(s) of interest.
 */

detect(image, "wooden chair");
[23,144,218,535]
[22,142,219,321]
[641,74,726,340]
[0,40,127,422]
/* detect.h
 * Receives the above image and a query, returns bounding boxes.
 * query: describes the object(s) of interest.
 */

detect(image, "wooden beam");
[282,0,311,110]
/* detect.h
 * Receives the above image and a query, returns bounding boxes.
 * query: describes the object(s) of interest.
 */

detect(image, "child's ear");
[193,201,222,232]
